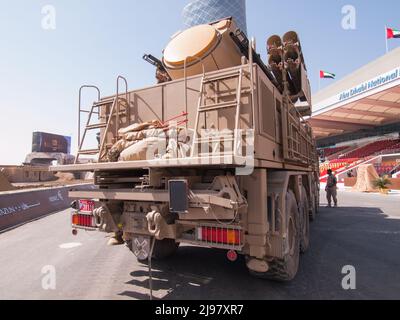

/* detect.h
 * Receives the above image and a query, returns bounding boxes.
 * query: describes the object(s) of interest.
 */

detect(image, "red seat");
[320,146,349,158]
[342,139,399,159]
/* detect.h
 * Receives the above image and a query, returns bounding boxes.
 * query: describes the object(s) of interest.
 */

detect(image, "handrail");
[248,38,256,131]
[319,155,382,182]
[391,163,400,175]
[183,56,205,126]
[335,152,400,180]
[116,75,129,138]
[97,76,129,162]
[78,85,100,150]
[98,98,118,162]
[189,57,207,158]
[233,68,244,157]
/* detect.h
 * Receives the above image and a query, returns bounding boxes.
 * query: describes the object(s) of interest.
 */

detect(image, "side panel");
[130,86,164,124]
[242,169,269,259]
[163,77,201,129]
[255,67,284,164]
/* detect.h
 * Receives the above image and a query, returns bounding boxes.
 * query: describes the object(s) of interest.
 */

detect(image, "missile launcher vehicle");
[51,17,319,281]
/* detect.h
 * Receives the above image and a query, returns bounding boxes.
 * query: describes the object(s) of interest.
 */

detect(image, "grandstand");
[319,146,349,159]
[318,138,400,182]
[309,48,400,187]
[340,139,399,159]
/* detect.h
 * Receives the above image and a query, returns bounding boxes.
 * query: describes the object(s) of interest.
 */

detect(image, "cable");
[148,237,155,301]
[188,188,246,226]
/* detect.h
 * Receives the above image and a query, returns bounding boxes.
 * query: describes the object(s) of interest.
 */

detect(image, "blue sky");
[1,0,399,164]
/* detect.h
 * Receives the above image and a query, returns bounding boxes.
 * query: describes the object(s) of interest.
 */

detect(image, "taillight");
[197,227,241,246]
[72,200,96,229]
[72,213,95,228]
[78,199,95,212]
[72,214,79,225]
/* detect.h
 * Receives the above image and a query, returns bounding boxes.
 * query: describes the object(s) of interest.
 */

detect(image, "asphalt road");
[0,190,399,300]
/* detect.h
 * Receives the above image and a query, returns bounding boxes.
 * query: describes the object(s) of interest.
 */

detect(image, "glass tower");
[182,0,247,34]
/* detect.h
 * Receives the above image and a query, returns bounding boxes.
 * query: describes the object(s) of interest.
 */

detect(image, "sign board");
[314,67,400,115]
[32,132,71,154]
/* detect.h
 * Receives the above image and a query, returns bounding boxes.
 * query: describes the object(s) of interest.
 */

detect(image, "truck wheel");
[315,189,320,214]
[152,239,180,260]
[300,187,310,253]
[309,195,316,221]
[309,182,319,221]
[129,239,180,262]
[315,182,320,214]
[249,190,300,282]
[309,183,317,221]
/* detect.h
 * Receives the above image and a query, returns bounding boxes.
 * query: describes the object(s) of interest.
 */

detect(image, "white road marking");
[59,242,82,249]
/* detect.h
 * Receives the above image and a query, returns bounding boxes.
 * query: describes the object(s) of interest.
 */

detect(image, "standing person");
[326,169,338,208]
[347,170,353,178]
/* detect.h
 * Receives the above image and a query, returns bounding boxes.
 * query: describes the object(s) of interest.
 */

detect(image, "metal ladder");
[190,68,248,158]
[75,76,130,164]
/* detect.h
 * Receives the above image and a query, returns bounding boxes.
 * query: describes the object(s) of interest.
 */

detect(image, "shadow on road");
[119,205,400,300]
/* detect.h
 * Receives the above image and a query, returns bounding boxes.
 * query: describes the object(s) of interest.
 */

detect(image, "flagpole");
[385,25,389,53]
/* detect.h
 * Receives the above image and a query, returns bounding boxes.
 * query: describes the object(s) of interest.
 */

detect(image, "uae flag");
[320,71,336,79]
[387,27,400,39]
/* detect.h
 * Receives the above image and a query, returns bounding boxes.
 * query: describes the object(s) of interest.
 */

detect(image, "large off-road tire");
[151,239,180,260]
[309,196,316,221]
[315,188,320,214]
[315,181,320,214]
[128,238,180,262]
[249,190,300,282]
[309,181,319,221]
[300,187,310,253]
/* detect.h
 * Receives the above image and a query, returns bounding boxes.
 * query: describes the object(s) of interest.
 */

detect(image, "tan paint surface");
[164,25,218,66]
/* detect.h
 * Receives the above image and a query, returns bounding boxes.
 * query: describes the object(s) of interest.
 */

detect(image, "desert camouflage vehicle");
[52,18,319,281]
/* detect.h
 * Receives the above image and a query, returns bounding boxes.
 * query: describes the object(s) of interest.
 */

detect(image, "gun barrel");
[143,54,163,69]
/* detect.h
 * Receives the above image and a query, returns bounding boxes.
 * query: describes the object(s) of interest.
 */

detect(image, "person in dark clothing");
[347,170,354,178]
[325,169,338,208]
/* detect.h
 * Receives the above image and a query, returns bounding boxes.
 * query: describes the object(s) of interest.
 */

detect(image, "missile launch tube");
[267,35,283,53]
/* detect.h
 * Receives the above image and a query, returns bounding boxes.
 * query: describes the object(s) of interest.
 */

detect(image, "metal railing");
[98,75,130,162]
[76,76,130,163]
[183,55,205,120]
[115,75,129,139]
[78,85,101,149]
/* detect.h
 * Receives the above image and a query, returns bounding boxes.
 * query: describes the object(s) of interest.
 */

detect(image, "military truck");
[52,18,319,281]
